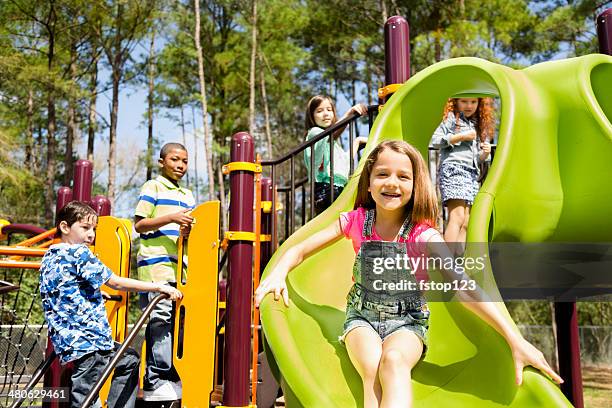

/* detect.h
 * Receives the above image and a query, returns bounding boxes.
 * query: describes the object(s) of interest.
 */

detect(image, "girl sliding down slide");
[255,140,562,408]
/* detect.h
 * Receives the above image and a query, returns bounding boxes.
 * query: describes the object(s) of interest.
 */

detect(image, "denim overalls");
[340,209,430,352]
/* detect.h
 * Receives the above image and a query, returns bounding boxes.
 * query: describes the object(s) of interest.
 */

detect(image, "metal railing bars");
[82,293,169,408]
[9,350,57,408]
[262,104,378,244]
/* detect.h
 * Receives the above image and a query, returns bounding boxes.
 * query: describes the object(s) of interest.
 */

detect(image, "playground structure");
[0,9,611,408]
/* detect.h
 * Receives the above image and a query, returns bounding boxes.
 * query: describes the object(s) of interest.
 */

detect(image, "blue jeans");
[70,342,139,408]
[142,286,181,391]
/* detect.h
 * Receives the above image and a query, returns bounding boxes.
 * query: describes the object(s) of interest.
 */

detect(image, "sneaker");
[143,381,182,401]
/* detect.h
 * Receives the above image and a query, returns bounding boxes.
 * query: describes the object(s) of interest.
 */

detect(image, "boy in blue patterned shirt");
[40,201,182,408]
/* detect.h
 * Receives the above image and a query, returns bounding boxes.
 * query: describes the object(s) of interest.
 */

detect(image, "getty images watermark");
[363,242,612,302]
[367,252,486,294]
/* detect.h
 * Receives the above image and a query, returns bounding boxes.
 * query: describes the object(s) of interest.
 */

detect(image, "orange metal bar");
[0,260,41,269]
[0,247,47,257]
[251,155,262,405]
[14,228,56,247]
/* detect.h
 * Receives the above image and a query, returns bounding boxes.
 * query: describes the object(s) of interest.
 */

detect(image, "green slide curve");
[259,55,612,407]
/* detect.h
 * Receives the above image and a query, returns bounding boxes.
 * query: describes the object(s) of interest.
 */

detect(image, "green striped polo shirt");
[135,175,195,282]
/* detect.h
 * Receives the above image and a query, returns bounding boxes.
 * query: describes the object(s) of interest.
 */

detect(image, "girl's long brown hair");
[443,98,495,142]
[354,140,438,226]
[304,95,338,138]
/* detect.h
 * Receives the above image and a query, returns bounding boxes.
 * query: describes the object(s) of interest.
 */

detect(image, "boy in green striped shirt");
[134,143,195,401]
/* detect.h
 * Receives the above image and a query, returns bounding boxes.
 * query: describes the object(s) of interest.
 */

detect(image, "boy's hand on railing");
[179,224,192,237]
[168,209,194,227]
[158,284,183,301]
[254,272,289,308]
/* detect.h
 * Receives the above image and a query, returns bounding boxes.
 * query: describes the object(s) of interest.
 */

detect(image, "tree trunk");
[108,68,120,205]
[180,105,189,185]
[216,158,228,231]
[194,0,215,200]
[259,66,272,157]
[248,0,257,137]
[46,94,57,223]
[380,0,388,23]
[434,28,442,62]
[44,4,57,224]
[146,29,156,181]
[107,3,125,206]
[191,106,199,203]
[390,0,399,16]
[25,89,34,169]
[87,50,98,162]
[64,43,78,186]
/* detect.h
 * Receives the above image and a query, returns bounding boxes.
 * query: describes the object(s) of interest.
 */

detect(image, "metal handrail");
[9,350,57,408]
[82,293,170,407]
[0,280,20,295]
[262,104,378,244]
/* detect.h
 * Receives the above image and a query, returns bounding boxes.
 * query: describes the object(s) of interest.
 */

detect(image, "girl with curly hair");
[431,98,495,252]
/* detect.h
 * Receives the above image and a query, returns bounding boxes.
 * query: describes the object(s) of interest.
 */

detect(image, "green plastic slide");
[259,55,612,407]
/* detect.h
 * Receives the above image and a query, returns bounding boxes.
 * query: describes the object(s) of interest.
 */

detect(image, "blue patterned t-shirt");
[40,243,114,363]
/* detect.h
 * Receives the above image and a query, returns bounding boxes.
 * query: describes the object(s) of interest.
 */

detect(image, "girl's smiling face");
[368,148,414,213]
[456,98,479,118]
[313,99,335,128]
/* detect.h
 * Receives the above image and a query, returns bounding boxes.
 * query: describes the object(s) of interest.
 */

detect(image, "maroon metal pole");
[383,16,410,102]
[55,187,73,215]
[223,132,255,407]
[598,9,612,55]
[260,177,273,271]
[91,195,112,216]
[73,159,93,203]
[554,302,584,407]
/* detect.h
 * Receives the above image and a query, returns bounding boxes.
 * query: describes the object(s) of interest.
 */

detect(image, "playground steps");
[135,398,181,408]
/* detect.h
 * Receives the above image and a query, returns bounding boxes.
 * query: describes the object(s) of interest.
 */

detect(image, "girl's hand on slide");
[350,103,368,116]
[511,337,563,385]
[254,274,289,308]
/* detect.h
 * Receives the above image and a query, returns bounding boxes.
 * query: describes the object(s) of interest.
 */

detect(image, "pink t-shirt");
[339,207,439,282]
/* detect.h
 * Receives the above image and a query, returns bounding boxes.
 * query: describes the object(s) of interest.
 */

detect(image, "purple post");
[554,302,584,408]
[597,9,612,55]
[383,16,410,102]
[73,159,93,203]
[91,195,112,216]
[260,177,273,271]
[55,187,73,216]
[223,132,255,407]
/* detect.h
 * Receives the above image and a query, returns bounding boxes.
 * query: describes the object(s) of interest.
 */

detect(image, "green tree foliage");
[1,2,610,329]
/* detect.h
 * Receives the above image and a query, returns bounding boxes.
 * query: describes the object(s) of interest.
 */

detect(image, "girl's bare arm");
[254,219,344,307]
[426,233,563,385]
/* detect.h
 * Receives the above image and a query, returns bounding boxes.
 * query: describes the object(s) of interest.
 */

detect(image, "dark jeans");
[142,285,181,391]
[70,342,139,408]
[314,182,344,215]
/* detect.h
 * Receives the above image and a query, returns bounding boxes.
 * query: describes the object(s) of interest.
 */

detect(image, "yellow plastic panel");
[95,216,132,406]
[174,201,220,408]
